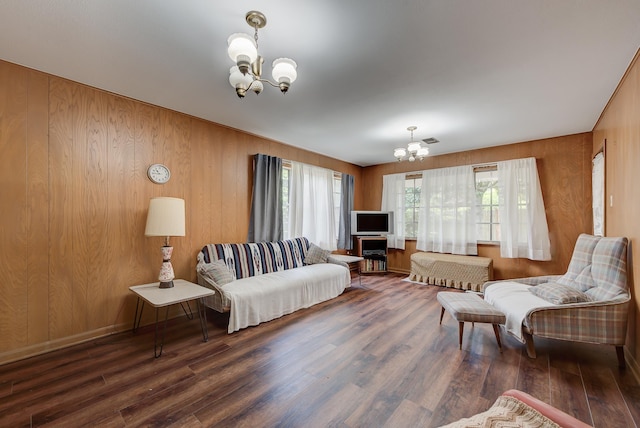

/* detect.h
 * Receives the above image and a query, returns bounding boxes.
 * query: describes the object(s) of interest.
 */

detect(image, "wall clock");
[147,163,171,184]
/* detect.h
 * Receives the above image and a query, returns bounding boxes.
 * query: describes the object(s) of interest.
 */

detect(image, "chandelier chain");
[253,24,259,49]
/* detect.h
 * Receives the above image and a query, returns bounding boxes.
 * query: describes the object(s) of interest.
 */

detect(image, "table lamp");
[144,197,186,288]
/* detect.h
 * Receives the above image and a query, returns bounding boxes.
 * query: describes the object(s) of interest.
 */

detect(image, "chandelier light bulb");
[229,66,253,87]
[394,148,407,160]
[417,147,429,160]
[272,58,298,83]
[251,79,264,95]
[407,141,422,154]
[227,33,258,73]
[229,66,254,98]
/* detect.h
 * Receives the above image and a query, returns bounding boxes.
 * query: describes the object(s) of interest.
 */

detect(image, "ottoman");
[437,291,506,351]
[410,252,493,292]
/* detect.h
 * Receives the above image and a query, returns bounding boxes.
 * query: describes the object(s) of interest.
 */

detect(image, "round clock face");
[147,163,171,184]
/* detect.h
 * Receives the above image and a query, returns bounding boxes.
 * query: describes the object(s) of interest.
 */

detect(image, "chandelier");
[394,126,429,162]
[227,11,298,98]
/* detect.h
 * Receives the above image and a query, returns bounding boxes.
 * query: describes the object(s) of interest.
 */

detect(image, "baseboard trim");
[0,323,131,366]
[624,347,640,383]
[388,268,410,275]
[0,303,194,366]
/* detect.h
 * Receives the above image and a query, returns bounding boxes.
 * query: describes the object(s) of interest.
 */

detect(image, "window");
[282,165,290,239]
[333,172,342,238]
[401,166,500,242]
[281,162,342,241]
[396,159,548,254]
[404,175,421,238]
[474,167,500,242]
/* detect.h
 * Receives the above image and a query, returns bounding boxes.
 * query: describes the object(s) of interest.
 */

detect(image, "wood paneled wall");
[0,56,611,367]
[0,60,362,364]
[361,133,594,280]
[592,48,640,379]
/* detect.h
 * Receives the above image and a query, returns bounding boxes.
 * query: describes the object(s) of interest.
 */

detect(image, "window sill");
[400,238,499,246]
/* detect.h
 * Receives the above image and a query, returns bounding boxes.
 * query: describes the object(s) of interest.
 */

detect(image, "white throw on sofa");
[196,237,351,333]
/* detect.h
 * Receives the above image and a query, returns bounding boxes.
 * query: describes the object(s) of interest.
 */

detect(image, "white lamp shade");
[272,58,297,84]
[229,66,253,88]
[417,147,429,157]
[227,33,258,64]
[394,148,407,159]
[250,79,264,94]
[145,197,186,237]
[407,142,422,153]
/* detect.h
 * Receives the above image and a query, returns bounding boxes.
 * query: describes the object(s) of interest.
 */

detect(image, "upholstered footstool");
[437,291,506,351]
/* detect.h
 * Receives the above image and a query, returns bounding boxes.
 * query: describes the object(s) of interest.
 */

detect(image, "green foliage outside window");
[402,168,501,242]
[404,177,421,238]
[475,170,499,242]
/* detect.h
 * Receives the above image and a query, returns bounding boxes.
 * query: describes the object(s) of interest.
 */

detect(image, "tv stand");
[356,236,387,274]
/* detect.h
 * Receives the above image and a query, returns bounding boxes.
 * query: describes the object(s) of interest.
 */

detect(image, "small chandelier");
[227,11,298,98]
[394,126,429,162]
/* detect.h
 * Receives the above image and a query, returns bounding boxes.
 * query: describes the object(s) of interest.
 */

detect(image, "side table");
[129,279,215,358]
[329,254,365,286]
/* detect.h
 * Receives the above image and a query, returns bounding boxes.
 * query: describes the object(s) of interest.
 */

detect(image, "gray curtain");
[247,154,283,242]
[337,173,354,250]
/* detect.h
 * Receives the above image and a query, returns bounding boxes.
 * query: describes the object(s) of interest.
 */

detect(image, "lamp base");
[159,280,174,289]
[158,246,175,289]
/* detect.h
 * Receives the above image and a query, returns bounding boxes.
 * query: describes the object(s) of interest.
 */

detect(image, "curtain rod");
[472,161,498,168]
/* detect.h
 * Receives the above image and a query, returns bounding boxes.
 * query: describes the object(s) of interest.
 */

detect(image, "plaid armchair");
[484,234,629,367]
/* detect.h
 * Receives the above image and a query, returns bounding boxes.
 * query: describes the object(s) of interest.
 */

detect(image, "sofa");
[196,237,351,333]
[483,234,629,366]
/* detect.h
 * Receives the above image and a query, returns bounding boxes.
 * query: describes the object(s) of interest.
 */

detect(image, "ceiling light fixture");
[394,126,429,162]
[227,10,297,98]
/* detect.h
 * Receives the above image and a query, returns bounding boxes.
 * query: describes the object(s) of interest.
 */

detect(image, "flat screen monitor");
[350,211,394,235]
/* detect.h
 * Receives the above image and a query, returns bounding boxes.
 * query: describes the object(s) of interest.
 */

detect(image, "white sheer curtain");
[592,152,604,237]
[381,173,406,249]
[497,157,551,260]
[288,162,337,250]
[416,165,478,255]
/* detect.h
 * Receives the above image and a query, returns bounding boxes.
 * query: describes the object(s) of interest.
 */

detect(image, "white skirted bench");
[409,252,493,292]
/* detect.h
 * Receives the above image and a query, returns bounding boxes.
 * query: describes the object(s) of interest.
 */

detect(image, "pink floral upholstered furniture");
[442,389,592,427]
[484,234,629,367]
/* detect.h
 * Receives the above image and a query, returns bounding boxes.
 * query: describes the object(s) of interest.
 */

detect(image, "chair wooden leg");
[439,307,445,325]
[616,346,626,369]
[492,324,503,352]
[523,332,536,358]
[458,322,464,350]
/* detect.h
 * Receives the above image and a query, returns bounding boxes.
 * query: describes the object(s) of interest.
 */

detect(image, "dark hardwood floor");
[1,273,639,427]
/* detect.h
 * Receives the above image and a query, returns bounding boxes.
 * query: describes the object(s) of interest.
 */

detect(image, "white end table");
[129,279,215,358]
[329,254,365,286]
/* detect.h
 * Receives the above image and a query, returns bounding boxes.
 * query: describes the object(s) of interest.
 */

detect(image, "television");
[350,211,394,236]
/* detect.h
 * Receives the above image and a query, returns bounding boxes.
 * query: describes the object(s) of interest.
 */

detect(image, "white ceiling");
[1,1,639,167]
